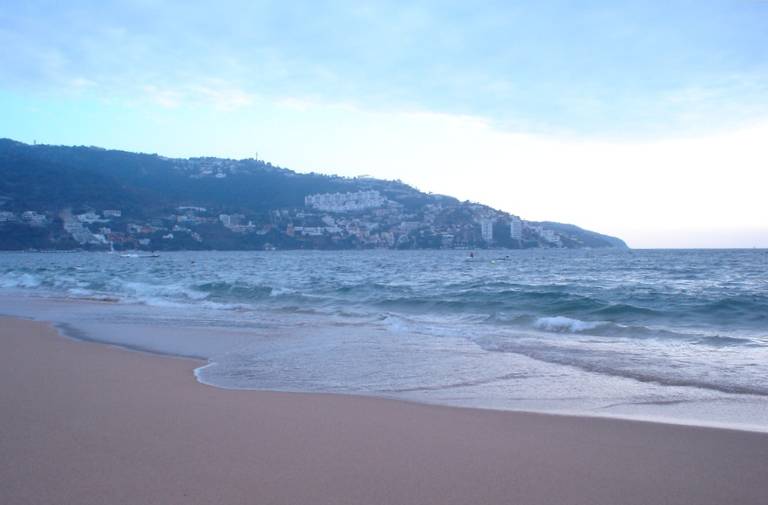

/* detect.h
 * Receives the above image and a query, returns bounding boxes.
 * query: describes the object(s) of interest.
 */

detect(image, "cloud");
[68,77,97,90]
[242,100,768,247]
[143,85,183,109]
[189,83,255,111]
[142,81,255,110]
[2,1,768,247]
[3,1,768,137]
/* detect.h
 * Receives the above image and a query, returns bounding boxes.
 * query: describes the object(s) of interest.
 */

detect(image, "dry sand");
[1,316,767,505]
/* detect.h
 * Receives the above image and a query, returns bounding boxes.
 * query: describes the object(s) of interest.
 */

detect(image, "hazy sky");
[1,1,767,247]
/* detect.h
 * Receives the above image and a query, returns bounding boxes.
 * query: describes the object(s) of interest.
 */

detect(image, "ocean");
[1,249,766,430]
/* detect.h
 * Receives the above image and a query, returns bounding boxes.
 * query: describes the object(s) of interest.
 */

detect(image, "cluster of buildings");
[305,190,389,213]
[0,210,50,227]
[1,190,566,250]
[63,212,108,245]
[172,158,234,179]
[219,213,254,233]
[170,157,282,180]
[290,192,560,249]
[477,216,540,244]
[526,224,561,246]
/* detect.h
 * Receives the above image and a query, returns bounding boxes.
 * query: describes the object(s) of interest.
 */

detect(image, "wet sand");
[2,315,767,505]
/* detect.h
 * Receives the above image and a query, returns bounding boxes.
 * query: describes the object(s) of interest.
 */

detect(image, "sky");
[1,0,767,248]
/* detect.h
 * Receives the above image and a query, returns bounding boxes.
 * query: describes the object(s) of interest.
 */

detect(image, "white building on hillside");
[480,218,494,242]
[510,216,523,240]
[305,190,387,213]
[22,211,48,227]
[219,214,245,227]
[540,228,561,245]
[76,211,102,224]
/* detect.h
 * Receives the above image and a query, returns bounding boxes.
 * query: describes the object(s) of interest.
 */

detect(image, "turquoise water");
[1,249,767,429]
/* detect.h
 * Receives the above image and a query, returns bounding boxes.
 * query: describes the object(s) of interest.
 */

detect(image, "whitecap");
[534,315,601,333]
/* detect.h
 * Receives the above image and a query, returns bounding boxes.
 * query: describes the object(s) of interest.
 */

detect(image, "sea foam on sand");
[2,315,768,505]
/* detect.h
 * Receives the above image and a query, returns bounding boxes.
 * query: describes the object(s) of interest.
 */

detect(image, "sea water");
[1,249,766,430]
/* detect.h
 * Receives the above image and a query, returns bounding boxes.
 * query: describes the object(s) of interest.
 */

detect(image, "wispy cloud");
[3,1,768,136]
[189,82,255,111]
[141,81,255,110]
[142,85,183,109]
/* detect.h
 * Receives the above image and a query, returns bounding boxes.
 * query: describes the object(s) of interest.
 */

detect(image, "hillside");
[0,139,628,251]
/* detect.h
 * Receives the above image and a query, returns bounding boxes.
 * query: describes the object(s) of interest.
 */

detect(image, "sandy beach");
[2,316,767,505]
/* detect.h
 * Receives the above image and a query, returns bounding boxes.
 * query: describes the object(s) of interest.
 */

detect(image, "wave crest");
[533,316,601,333]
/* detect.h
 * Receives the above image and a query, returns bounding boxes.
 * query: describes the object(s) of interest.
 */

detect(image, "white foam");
[269,287,296,297]
[0,272,42,288]
[117,280,209,302]
[67,288,94,296]
[534,316,601,333]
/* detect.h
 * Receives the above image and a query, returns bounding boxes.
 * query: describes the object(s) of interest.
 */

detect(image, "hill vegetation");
[0,139,627,251]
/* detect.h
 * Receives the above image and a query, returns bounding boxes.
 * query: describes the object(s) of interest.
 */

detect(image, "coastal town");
[0,139,626,251]
[0,189,575,251]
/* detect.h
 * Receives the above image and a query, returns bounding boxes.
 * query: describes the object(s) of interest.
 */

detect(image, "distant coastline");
[0,138,627,251]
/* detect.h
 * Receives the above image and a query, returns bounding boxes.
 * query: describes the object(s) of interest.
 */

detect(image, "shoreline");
[192,361,768,435]
[2,315,768,504]
[6,301,768,434]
